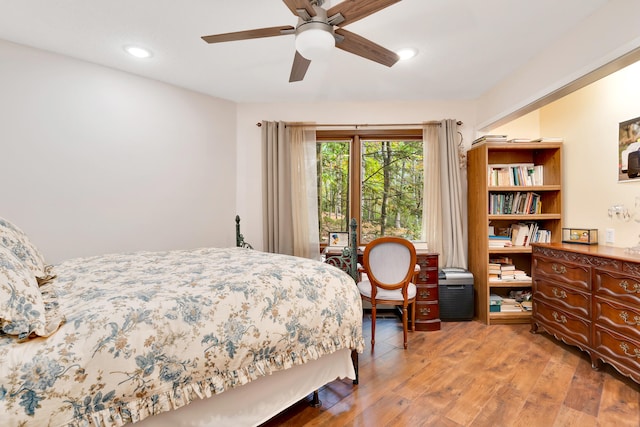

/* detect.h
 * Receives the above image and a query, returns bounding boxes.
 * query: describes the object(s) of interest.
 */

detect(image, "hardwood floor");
[261,313,640,427]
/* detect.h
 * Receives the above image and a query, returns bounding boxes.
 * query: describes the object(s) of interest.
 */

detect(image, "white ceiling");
[0,0,609,104]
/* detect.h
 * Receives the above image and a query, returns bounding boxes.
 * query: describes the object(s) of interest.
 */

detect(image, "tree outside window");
[317,129,423,246]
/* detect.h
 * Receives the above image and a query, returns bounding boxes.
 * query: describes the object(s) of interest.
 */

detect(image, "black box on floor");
[438,268,474,321]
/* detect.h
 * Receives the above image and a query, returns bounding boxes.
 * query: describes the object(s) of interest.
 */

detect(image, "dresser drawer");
[532,300,590,346]
[416,284,438,302]
[533,279,590,318]
[415,301,439,320]
[532,257,590,291]
[417,269,438,284]
[594,297,640,341]
[593,326,640,375]
[594,269,640,306]
[416,254,438,269]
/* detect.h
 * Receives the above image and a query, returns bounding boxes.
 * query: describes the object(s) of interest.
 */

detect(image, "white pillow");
[0,216,47,278]
[0,245,50,339]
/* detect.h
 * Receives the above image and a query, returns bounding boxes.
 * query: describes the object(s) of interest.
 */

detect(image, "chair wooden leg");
[411,301,416,332]
[370,303,376,349]
[402,304,408,350]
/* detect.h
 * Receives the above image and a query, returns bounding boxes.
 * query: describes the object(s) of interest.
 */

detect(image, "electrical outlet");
[605,228,615,244]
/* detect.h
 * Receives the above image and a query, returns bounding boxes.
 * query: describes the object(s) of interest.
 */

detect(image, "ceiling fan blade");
[202,26,294,44]
[335,28,399,67]
[289,51,312,82]
[282,0,317,18]
[328,0,401,27]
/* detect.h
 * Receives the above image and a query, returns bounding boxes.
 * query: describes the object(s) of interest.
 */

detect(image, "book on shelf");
[487,164,543,187]
[500,303,525,312]
[489,191,542,215]
[510,223,532,246]
[473,134,508,145]
[513,269,530,280]
[507,138,533,143]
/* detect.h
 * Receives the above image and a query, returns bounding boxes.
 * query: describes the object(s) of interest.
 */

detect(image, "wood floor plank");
[562,355,605,416]
[552,405,598,427]
[510,359,577,426]
[597,366,640,427]
[260,318,640,427]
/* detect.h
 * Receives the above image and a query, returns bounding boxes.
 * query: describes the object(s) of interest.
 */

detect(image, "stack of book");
[530,137,564,143]
[505,137,564,143]
[499,297,523,312]
[499,263,516,280]
[487,258,531,282]
[489,234,512,247]
[488,262,502,282]
[472,134,508,146]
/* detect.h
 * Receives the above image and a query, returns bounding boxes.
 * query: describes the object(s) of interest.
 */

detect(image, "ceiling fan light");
[295,27,335,61]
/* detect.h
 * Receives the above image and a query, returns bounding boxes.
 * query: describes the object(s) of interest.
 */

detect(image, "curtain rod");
[256,120,462,128]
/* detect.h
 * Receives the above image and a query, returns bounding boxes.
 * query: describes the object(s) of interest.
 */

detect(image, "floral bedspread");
[0,247,364,427]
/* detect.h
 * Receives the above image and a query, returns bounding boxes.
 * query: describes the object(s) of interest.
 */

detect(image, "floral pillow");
[0,246,61,339]
[0,217,47,278]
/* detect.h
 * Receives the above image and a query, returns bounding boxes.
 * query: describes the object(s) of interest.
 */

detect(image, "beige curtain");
[423,120,467,268]
[423,124,442,257]
[262,121,320,260]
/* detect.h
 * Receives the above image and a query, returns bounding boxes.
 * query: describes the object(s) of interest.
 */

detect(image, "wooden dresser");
[414,250,440,331]
[531,243,640,383]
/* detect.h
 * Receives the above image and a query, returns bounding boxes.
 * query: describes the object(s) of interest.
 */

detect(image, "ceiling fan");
[201,0,402,82]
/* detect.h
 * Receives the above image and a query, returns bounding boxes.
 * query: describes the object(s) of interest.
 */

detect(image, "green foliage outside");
[318,140,424,244]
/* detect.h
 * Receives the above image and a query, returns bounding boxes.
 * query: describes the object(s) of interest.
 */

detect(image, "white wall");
[236,100,477,249]
[476,0,640,131]
[0,40,238,263]
[540,60,640,249]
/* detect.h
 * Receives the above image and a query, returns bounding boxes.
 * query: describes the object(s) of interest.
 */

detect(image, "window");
[317,129,423,245]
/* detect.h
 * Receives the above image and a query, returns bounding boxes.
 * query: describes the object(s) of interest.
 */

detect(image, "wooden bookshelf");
[467,142,562,324]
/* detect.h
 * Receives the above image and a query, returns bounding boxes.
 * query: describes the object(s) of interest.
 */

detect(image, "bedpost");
[347,218,358,282]
[235,215,253,249]
[348,218,359,385]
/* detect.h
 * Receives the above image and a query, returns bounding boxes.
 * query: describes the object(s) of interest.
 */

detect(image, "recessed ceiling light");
[124,45,152,59]
[396,48,418,61]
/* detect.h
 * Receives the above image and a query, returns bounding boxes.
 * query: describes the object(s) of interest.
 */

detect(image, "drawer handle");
[552,312,567,324]
[419,307,431,315]
[620,343,640,359]
[419,290,430,298]
[619,280,640,294]
[619,311,640,326]
[551,264,566,274]
[552,288,567,299]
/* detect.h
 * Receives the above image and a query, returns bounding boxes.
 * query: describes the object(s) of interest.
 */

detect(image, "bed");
[0,217,364,426]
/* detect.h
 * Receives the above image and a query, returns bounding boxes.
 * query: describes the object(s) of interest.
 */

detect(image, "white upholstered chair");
[357,236,418,350]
